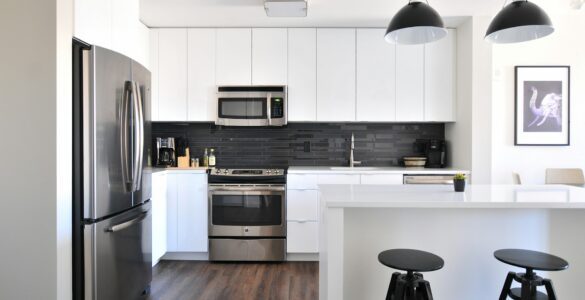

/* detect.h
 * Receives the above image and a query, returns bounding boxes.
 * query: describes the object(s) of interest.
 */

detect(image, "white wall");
[491,12,585,184]
[446,16,493,183]
[0,0,73,299]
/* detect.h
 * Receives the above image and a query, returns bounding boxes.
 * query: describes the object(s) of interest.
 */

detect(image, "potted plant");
[453,173,466,192]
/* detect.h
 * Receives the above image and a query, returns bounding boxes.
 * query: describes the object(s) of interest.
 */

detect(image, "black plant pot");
[454,179,466,192]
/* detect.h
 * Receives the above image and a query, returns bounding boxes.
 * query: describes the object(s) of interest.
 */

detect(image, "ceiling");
[140,0,579,28]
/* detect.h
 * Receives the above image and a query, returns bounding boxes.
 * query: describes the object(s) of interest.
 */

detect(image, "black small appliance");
[425,139,446,168]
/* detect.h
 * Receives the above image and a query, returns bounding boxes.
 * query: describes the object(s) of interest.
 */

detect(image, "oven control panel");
[211,168,285,176]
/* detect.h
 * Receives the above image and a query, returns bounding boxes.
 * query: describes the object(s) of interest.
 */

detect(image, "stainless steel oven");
[208,168,287,261]
[216,86,287,126]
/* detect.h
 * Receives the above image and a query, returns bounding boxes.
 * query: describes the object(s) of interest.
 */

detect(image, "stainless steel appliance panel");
[131,60,152,205]
[208,184,286,237]
[85,46,134,219]
[403,174,456,185]
[216,86,287,126]
[84,202,152,300]
[209,238,285,261]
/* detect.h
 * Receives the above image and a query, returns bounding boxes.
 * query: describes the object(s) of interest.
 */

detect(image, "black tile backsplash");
[152,122,444,168]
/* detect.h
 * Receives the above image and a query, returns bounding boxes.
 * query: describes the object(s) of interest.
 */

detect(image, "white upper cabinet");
[395,44,424,121]
[425,29,456,122]
[158,29,188,121]
[252,28,288,85]
[75,0,149,67]
[316,29,356,122]
[216,29,252,85]
[188,29,217,122]
[149,29,159,121]
[74,0,112,48]
[356,29,396,122]
[288,28,317,121]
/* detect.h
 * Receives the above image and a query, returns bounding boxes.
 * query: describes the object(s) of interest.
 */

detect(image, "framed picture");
[515,66,570,146]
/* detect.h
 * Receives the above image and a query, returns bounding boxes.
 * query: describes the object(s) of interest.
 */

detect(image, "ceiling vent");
[264,0,307,17]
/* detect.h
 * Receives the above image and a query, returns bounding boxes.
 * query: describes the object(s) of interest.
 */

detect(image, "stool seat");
[494,249,569,271]
[378,249,444,272]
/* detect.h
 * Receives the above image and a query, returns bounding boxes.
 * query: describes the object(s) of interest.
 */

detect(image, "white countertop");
[288,166,469,174]
[319,184,585,209]
[150,167,208,174]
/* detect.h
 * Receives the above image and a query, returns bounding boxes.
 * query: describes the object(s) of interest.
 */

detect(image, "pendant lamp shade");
[485,1,554,44]
[385,1,447,45]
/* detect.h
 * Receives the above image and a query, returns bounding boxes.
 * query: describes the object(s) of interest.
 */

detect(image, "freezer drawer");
[84,202,152,300]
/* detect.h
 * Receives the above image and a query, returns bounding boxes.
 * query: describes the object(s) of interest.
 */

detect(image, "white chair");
[512,173,522,185]
[545,168,585,185]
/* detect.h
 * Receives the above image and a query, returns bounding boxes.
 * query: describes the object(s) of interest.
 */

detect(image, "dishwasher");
[403,174,456,185]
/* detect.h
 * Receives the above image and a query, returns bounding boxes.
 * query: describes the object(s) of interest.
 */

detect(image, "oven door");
[208,184,286,237]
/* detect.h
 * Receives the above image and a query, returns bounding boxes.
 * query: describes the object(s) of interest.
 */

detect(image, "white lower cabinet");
[360,174,404,185]
[166,173,208,253]
[287,221,319,253]
[151,172,167,266]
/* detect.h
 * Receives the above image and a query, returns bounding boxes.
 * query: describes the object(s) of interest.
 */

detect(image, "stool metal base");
[386,271,433,300]
[499,271,557,300]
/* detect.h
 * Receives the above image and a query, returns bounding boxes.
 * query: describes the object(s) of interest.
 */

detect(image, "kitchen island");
[319,184,585,300]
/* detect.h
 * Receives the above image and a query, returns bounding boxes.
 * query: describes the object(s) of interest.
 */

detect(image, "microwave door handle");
[267,93,272,126]
[121,81,133,192]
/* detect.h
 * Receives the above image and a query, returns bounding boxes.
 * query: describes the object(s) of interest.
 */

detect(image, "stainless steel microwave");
[216,86,287,126]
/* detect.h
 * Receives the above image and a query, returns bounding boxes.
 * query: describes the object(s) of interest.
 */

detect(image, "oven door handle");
[209,186,286,192]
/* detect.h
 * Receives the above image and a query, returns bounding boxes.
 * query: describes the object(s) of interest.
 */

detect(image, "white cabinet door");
[287,190,319,221]
[252,28,287,85]
[287,174,319,190]
[425,29,456,122]
[396,44,424,121]
[166,174,178,251]
[287,221,318,253]
[149,29,159,121]
[288,28,317,121]
[158,29,188,121]
[216,28,252,85]
[188,29,216,121]
[360,174,404,185]
[318,174,361,185]
[152,172,167,266]
[356,29,396,122]
[177,174,208,252]
[316,29,356,121]
[74,0,112,48]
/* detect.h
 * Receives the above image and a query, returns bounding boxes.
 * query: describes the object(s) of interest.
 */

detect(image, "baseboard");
[286,253,319,261]
[160,252,318,262]
[162,252,209,261]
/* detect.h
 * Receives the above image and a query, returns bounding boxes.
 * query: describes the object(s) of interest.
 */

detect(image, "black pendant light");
[385,0,447,45]
[486,0,554,44]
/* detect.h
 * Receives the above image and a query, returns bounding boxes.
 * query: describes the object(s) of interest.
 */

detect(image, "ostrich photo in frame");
[515,66,570,146]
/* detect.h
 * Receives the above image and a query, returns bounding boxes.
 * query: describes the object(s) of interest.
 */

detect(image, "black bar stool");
[378,249,444,300]
[494,249,569,300]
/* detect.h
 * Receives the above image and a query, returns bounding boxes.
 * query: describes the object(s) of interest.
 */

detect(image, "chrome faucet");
[349,133,361,168]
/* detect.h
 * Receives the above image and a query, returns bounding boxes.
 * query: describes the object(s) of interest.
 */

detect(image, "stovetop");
[209,168,286,177]
[208,167,287,184]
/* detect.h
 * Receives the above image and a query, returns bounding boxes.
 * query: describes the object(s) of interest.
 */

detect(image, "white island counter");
[319,184,585,300]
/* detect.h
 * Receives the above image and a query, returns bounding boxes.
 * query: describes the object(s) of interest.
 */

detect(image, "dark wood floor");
[147,261,319,300]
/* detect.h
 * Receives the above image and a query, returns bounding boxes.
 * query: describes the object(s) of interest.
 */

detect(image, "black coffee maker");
[154,137,176,167]
[425,139,446,168]
[413,139,447,168]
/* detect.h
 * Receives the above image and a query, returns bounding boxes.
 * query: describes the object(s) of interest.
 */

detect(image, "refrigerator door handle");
[121,81,133,192]
[105,211,148,233]
[131,81,144,192]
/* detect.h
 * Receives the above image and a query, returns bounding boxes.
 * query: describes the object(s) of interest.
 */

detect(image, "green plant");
[454,173,466,181]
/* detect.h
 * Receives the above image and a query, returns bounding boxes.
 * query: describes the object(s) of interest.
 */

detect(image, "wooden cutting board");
[177,147,190,168]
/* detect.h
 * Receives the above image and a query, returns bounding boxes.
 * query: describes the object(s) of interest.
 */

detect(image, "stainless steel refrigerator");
[73,38,152,300]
